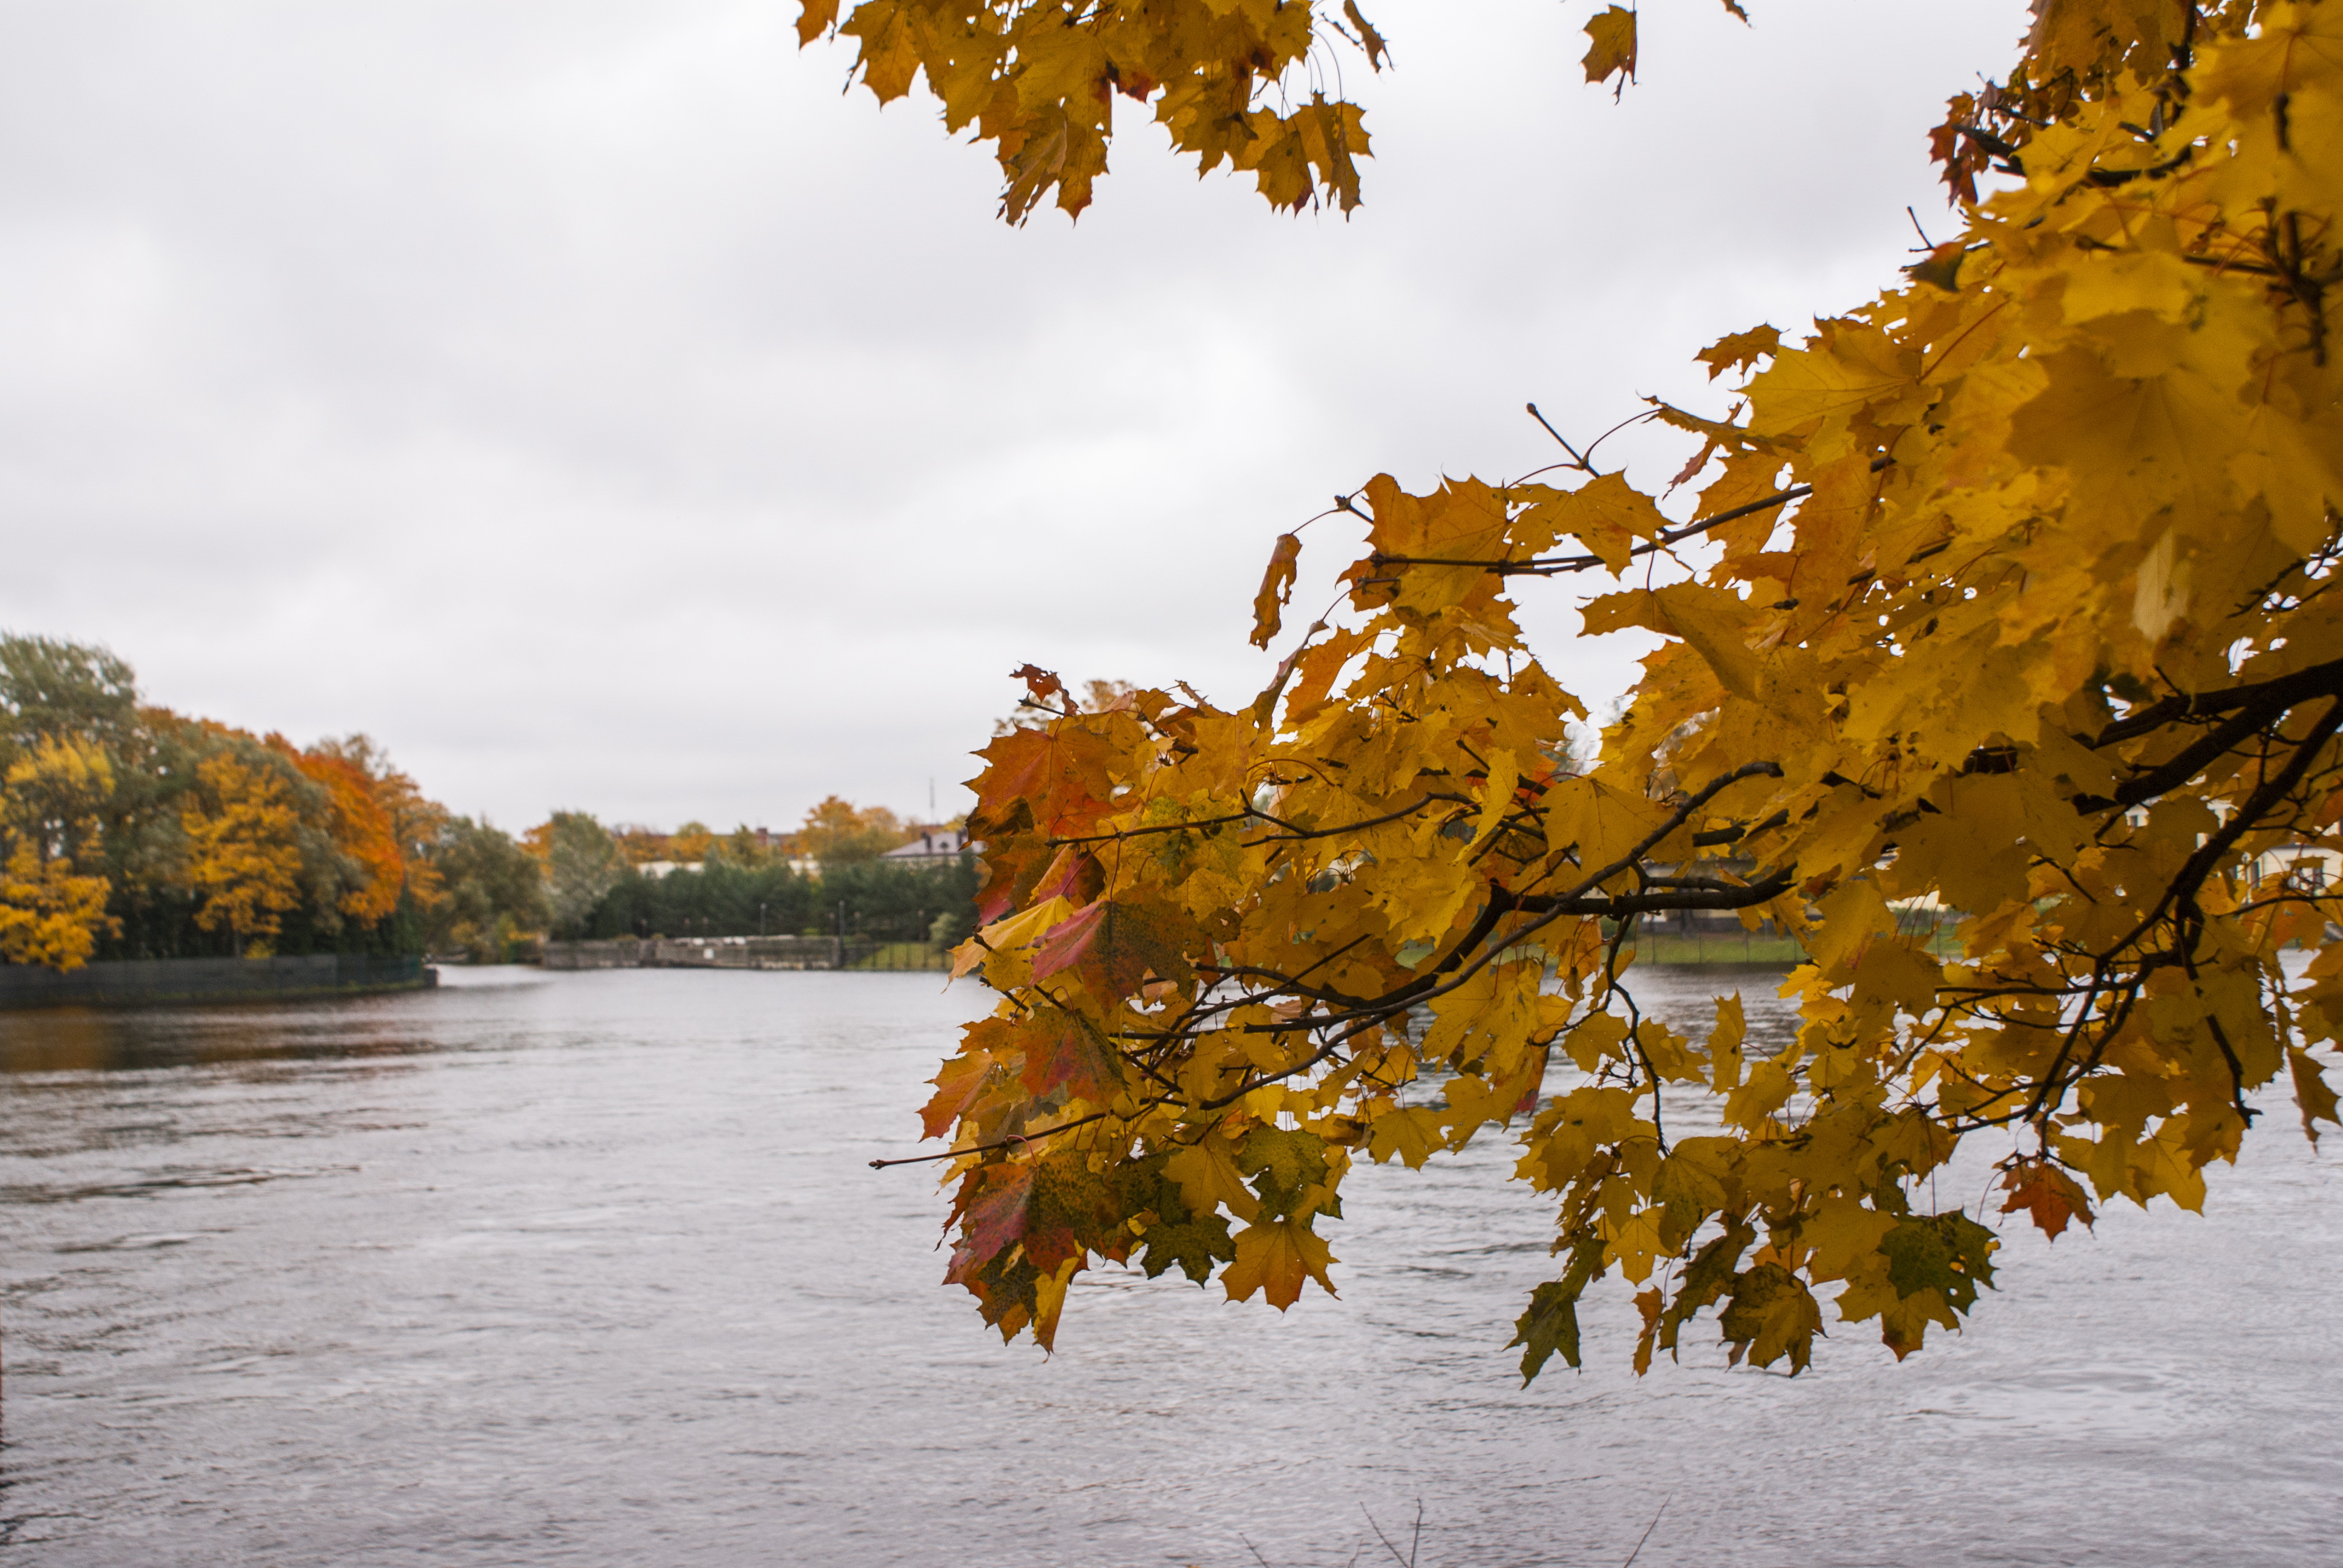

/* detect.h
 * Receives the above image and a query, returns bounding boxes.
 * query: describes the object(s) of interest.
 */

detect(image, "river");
[1,966,2337,1566]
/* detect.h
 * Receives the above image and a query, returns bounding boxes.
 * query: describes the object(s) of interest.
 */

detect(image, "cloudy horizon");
[1,0,2031,833]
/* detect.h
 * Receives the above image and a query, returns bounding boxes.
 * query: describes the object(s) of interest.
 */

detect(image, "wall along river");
[1,966,2337,1566]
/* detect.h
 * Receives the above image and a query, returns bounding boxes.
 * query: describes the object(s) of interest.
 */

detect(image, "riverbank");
[542,936,946,972]
[0,953,435,1011]
[543,932,1868,975]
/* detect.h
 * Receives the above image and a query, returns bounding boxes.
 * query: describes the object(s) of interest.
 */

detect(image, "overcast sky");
[0,0,2030,832]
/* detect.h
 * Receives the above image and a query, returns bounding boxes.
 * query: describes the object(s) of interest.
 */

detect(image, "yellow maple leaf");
[1222,1217,1337,1309]
[1581,5,1637,93]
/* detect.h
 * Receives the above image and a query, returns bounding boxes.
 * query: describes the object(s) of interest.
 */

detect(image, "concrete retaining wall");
[0,953,437,1011]
[543,936,880,971]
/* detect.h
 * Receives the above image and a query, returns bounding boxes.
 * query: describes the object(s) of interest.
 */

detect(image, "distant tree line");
[538,806,978,947]
[0,635,976,970]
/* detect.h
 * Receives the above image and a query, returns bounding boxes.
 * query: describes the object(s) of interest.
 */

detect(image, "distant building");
[2255,841,2341,893]
[882,827,974,867]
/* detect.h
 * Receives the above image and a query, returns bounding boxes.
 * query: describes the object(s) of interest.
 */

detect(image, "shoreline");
[0,954,436,1012]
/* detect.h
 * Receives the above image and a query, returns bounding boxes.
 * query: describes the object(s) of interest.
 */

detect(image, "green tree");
[589,858,816,939]
[822,857,980,942]
[534,811,629,939]
[0,633,140,764]
[425,817,551,961]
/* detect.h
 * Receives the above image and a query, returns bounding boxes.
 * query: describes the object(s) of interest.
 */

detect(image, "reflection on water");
[2,966,2339,1567]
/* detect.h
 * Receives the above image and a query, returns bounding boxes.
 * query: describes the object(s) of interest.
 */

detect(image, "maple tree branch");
[2238,540,2343,616]
[1201,964,1376,1012]
[1244,794,1458,845]
[1047,809,1255,846]
[1605,919,1666,1148]
[2126,701,2343,949]
[1524,401,1592,471]
[1165,933,1385,1039]
[1367,457,1896,578]
[2085,655,2343,751]
[2084,145,2196,186]
[1199,1011,1396,1110]
[2093,704,2292,809]
[1510,875,1796,916]
[2175,249,2285,280]
[1237,762,1791,1043]
[1367,484,1811,577]
[2177,913,2259,1125]
[2089,647,2343,745]
[1578,407,1665,469]
[1047,788,1459,854]
[1691,809,1789,847]
[870,1108,1119,1169]
[2031,699,2343,1123]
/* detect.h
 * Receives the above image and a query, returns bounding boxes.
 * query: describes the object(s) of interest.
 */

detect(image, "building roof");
[882,828,972,861]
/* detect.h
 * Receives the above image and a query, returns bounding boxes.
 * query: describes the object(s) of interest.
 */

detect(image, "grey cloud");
[0,0,2030,828]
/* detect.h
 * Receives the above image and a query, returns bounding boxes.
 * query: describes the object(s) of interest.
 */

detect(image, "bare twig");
[1620,1493,1673,1568]
[1360,1500,1423,1568]
[1526,402,1591,471]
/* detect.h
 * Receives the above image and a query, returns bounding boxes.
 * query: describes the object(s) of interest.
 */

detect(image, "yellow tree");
[180,752,303,958]
[798,796,910,865]
[668,820,718,864]
[836,1,2343,1373]
[0,736,118,971]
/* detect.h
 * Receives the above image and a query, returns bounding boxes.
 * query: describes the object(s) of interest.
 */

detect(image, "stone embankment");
[0,953,436,1010]
[542,936,882,972]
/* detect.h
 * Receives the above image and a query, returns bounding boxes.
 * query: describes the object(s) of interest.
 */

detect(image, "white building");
[881,828,974,868]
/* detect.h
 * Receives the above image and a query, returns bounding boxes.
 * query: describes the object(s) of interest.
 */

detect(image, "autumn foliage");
[179,753,305,958]
[0,638,969,969]
[796,0,1387,220]
[0,736,119,971]
[865,3,2343,1375]
[292,749,406,926]
[0,637,444,969]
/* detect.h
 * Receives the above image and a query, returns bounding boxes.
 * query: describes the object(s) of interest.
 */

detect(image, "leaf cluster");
[906,1,2343,1377]
[797,0,1390,220]
[0,634,457,967]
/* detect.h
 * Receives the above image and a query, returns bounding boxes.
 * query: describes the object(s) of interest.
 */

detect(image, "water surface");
[2,967,2337,1566]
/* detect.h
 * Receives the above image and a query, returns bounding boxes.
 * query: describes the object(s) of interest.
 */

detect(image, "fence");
[0,953,436,1011]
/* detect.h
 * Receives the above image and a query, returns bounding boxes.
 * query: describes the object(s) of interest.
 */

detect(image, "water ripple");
[1,965,2337,1567]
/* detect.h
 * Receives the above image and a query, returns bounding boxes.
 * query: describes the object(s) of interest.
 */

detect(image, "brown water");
[1,966,2337,1566]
